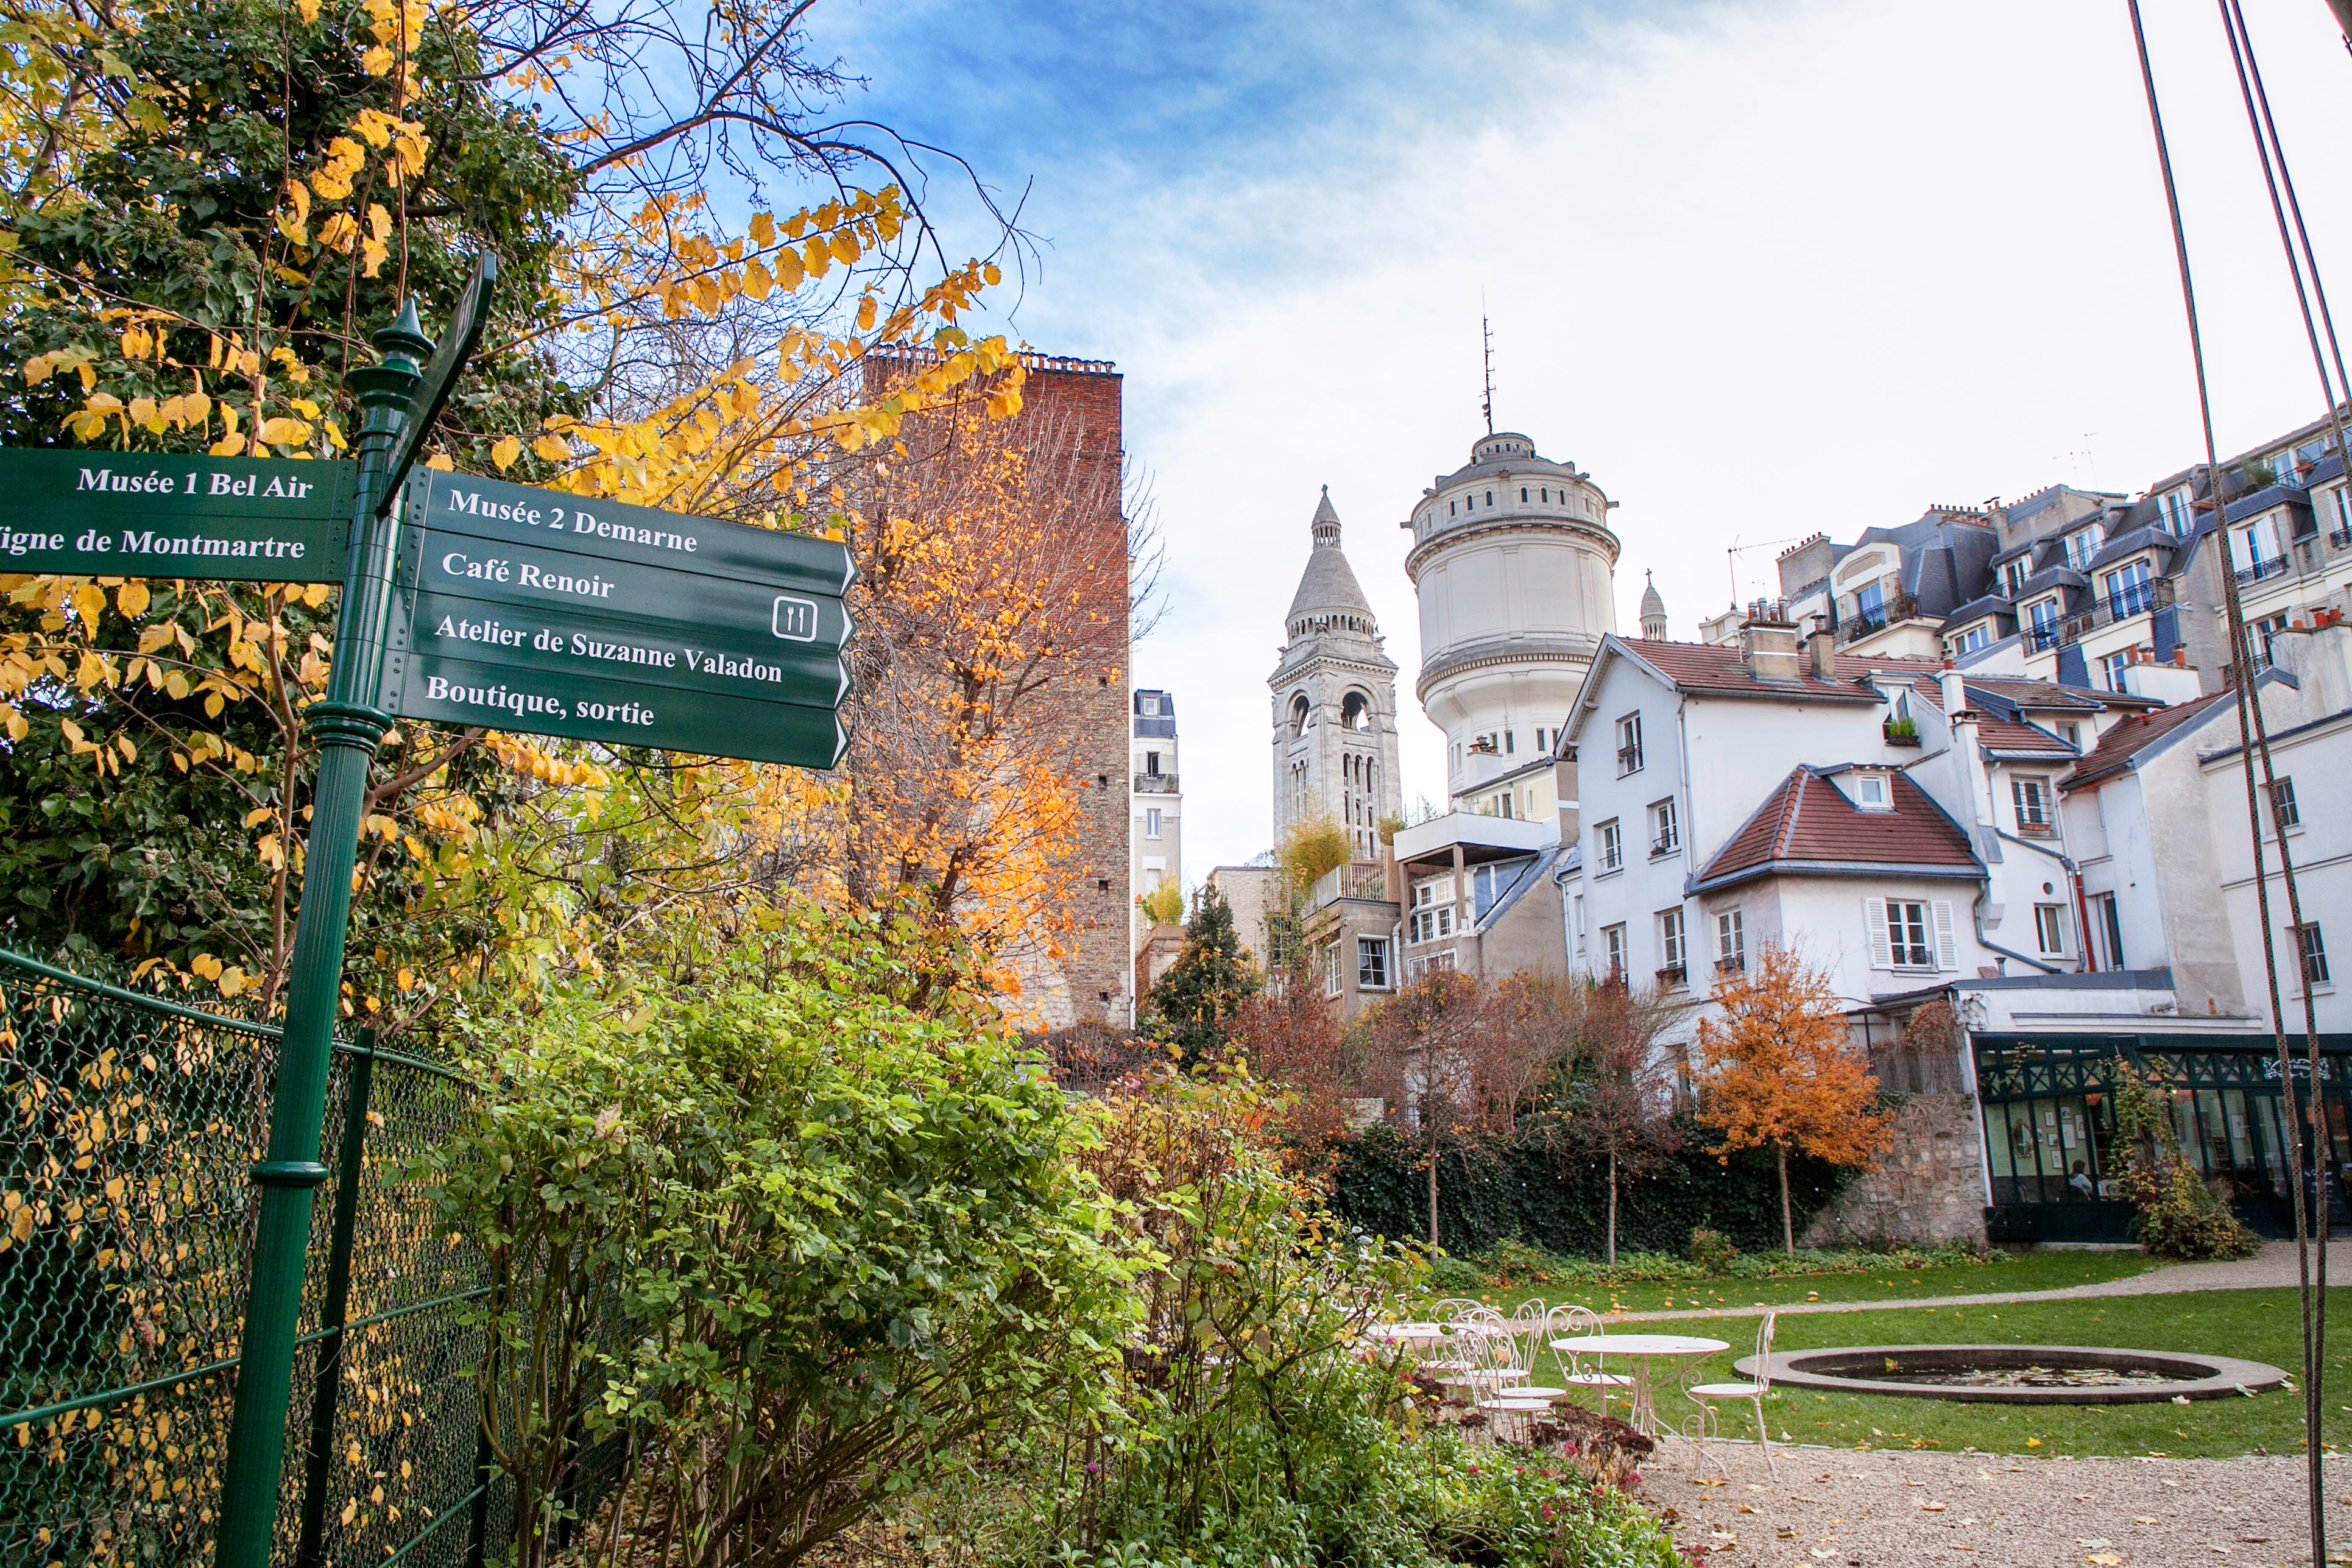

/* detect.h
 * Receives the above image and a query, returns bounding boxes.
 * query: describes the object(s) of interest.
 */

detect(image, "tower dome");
[1639,571,1667,640]
[1403,431,1620,808]
[1269,490,1402,860]
[1287,487,1378,639]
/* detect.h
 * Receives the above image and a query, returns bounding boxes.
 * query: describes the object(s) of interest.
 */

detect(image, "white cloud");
[854,0,2352,880]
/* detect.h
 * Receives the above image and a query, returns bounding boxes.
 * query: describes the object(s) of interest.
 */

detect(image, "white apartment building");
[1130,688,1182,975]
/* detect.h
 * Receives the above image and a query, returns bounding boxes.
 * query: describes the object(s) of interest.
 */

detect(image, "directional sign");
[378,470,855,768]
[0,448,356,581]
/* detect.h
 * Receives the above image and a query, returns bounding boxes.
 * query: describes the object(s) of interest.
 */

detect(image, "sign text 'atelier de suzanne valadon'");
[0,447,854,770]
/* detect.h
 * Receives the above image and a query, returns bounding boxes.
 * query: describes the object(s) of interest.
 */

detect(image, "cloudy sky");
[803,0,2352,881]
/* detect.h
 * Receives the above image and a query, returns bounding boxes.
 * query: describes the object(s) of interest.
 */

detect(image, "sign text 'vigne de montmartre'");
[0,448,356,581]
[380,468,855,769]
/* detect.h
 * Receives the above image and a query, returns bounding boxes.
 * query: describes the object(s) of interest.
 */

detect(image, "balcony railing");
[1656,964,1687,991]
[1133,772,1179,794]
[2235,555,2292,586]
[2060,576,2176,645]
[1616,746,1642,775]
[1715,955,1745,977]
[2331,526,2352,551]
[2026,624,2061,652]
[1838,592,1920,645]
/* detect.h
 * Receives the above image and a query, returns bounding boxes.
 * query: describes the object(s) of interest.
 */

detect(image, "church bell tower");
[1269,489,1404,861]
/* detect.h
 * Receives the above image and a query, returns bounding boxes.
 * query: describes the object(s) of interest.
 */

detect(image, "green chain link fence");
[0,949,514,1568]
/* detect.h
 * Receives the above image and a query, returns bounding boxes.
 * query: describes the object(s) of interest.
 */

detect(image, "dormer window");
[1850,771,1892,811]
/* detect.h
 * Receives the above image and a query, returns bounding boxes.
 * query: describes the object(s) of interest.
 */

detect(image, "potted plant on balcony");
[1883,715,1920,746]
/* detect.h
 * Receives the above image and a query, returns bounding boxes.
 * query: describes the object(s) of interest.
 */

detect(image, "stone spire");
[1640,571,1668,640]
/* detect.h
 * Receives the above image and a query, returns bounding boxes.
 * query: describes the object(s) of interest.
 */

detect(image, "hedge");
[1325,1117,1855,1257]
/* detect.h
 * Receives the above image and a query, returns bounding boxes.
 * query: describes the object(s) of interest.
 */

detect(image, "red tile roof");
[2061,689,2237,790]
[1976,717,2076,756]
[1622,639,1940,703]
[1695,766,1982,889]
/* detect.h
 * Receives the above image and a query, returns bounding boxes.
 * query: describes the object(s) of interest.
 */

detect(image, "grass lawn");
[1593,1287,2352,1459]
[1449,1248,2160,1317]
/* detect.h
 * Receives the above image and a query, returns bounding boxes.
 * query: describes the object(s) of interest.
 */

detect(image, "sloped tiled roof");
[1621,639,1941,702]
[2061,690,2237,789]
[1976,717,2076,757]
[1964,677,2105,712]
[1693,766,1982,891]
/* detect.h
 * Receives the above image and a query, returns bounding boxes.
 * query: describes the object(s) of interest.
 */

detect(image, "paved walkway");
[1604,1241,2352,1324]
[1648,1438,2347,1568]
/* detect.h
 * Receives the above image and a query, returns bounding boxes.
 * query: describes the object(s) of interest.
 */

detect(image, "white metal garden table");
[1548,1332,1728,1436]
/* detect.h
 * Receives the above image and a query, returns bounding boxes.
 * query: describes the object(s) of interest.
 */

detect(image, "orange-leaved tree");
[1695,943,1893,1254]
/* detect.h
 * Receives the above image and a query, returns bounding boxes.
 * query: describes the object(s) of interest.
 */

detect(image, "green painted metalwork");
[0,949,507,1568]
[211,303,429,1568]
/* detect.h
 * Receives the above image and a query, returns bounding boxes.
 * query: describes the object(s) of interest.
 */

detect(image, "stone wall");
[1802,1091,1988,1247]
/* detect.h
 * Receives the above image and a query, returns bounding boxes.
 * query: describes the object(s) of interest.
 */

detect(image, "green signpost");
[0,255,854,1568]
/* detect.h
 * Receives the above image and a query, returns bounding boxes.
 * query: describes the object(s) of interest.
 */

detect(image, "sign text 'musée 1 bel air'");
[0,448,356,581]
[378,469,855,769]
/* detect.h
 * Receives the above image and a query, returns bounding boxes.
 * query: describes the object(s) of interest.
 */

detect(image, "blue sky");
[800,0,2352,879]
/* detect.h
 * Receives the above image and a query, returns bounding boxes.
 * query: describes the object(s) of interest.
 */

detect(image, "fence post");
[292,1032,377,1568]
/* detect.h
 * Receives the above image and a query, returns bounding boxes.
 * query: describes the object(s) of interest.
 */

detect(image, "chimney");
[1939,658,1967,717]
[1739,602,1801,682]
[1807,615,1836,679]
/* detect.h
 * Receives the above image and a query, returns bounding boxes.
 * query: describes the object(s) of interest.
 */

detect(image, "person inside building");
[2069,1160,2096,1201]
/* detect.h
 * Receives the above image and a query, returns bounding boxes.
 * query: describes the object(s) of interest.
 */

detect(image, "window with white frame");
[1853,772,1890,811]
[1358,936,1390,991]
[1602,923,1627,978]
[1596,819,1623,874]
[1650,798,1679,855]
[2298,922,2331,988]
[2001,557,2029,596]
[2101,649,2135,691]
[2064,523,2105,570]
[1323,941,1341,996]
[2026,597,2059,648]
[2161,488,2191,534]
[2270,777,2300,831]
[2251,613,2290,669]
[1658,909,1686,983]
[2034,903,2069,956]
[1716,908,1745,974]
[1952,622,1991,655]
[1145,807,1162,839]
[1866,897,1953,970]
[2011,776,2052,832]
[1408,880,1457,945]
[2089,892,2124,971]
[2102,559,2153,619]
[1616,713,1644,775]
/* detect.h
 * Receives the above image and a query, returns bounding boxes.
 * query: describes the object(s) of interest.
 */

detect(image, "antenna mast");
[1480,311,1496,435]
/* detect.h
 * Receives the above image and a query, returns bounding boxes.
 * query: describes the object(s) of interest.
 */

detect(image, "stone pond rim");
[1736,1344,2290,1405]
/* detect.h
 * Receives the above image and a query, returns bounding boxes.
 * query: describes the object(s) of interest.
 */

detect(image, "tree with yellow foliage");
[0,0,1040,1022]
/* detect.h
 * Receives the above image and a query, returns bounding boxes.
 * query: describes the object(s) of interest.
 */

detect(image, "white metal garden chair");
[1544,1303,1633,1416]
[1683,1310,1776,1480]
[1471,1324,1564,1443]
[1422,1307,1510,1402]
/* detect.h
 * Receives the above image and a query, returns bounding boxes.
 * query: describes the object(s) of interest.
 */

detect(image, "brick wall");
[1802,1092,1989,1247]
[859,354,1132,1026]
[1020,364,1131,1025]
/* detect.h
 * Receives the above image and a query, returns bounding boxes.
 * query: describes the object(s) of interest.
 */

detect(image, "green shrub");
[1687,1226,1740,1273]
[2112,1061,2261,1262]
[430,964,1137,1568]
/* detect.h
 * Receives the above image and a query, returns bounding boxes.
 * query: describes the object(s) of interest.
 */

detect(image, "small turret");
[1639,571,1668,641]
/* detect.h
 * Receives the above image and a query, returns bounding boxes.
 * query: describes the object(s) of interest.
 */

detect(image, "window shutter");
[1865,898,1891,968]
[1932,901,1958,970]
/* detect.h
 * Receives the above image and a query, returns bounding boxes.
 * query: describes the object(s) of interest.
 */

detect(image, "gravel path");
[1644,1436,2348,1568]
[1608,1243,2352,1324]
